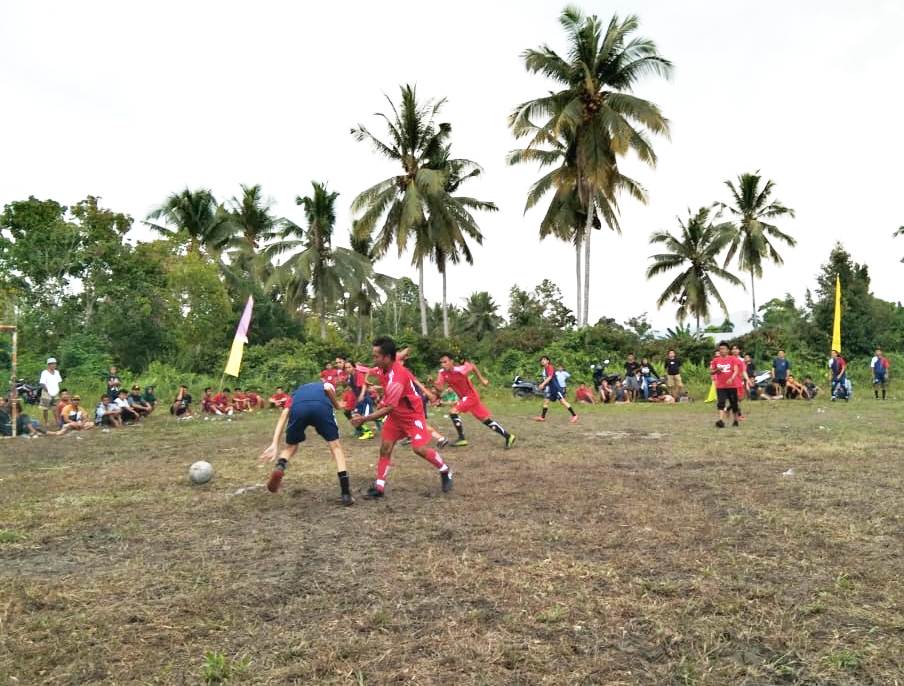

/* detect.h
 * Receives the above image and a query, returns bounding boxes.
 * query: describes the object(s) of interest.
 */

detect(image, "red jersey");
[375,361,423,421]
[575,385,594,403]
[735,355,746,390]
[710,355,742,389]
[270,391,289,408]
[437,362,479,400]
[320,368,340,386]
[543,362,556,381]
[212,392,230,409]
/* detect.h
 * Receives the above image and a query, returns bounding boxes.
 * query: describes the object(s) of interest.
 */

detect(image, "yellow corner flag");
[831,275,841,353]
[224,296,254,378]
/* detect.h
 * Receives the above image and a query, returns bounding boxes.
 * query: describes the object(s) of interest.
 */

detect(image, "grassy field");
[1,394,902,685]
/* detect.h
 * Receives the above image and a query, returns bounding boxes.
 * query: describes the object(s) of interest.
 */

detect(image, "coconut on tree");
[509,7,671,326]
[720,172,796,326]
[646,206,745,332]
[350,84,495,337]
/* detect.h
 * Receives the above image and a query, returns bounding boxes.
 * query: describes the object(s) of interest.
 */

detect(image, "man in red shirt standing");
[710,341,742,428]
[351,336,453,499]
[434,353,515,449]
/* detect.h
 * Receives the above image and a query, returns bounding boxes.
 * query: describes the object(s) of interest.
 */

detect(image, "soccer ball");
[189,460,214,485]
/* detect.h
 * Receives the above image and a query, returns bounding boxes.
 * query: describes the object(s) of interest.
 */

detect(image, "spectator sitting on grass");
[614,380,628,403]
[170,384,193,417]
[128,386,153,417]
[1,396,55,437]
[95,394,123,428]
[142,385,158,410]
[599,378,613,404]
[575,383,596,404]
[803,376,819,398]
[785,374,811,400]
[246,389,262,410]
[60,395,93,432]
[269,386,289,409]
[115,390,141,423]
[212,388,234,416]
[55,390,71,427]
[233,387,250,412]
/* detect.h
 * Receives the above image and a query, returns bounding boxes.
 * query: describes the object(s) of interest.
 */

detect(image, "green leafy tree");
[508,285,544,328]
[895,226,903,262]
[533,279,577,330]
[462,291,503,340]
[270,182,373,340]
[720,172,796,325]
[646,207,744,331]
[146,188,237,256]
[624,313,654,340]
[509,7,671,326]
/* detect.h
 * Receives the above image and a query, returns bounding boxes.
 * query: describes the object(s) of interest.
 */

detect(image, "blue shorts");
[545,384,564,401]
[285,402,339,445]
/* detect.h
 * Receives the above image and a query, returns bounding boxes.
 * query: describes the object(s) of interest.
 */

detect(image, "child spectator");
[202,387,215,413]
[95,394,123,427]
[212,388,234,416]
[269,386,290,409]
[106,366,122,399]
[233,387,250,412]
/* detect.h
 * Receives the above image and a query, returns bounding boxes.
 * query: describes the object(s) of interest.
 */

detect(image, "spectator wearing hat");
[39,357,63,426]
[59,395,93,433]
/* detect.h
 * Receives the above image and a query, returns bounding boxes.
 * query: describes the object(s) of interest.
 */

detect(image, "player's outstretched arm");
[470,363,490,386]
[324,385,344,412]
[259,407,290,464]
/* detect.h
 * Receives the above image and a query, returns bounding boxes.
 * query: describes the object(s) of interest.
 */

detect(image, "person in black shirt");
[743,354,757,399]
[170,384,193,417]
[624,353,641,402]
[664,349,683,398]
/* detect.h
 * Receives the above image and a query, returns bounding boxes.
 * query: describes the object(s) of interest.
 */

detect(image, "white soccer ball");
[189,460,214,485]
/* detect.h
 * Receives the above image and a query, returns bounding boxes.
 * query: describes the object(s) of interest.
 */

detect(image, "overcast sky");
[2,1,902,330]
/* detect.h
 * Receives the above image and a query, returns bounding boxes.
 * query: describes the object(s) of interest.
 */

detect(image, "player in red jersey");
[710,341,743,428]
[434,353,516,449]
[350,336,453,498]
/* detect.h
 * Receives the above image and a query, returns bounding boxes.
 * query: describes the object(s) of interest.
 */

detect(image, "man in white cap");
[39,357,63,427]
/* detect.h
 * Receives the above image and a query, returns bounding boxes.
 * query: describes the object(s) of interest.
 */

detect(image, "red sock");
[375,456,391,492]
[420,448,448,472]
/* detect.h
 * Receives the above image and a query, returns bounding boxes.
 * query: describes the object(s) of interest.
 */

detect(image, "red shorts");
[452,395,491,421]
[381,413,432,448]
[342,390,357,411]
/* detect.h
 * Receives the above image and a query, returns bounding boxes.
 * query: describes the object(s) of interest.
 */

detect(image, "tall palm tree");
[510,7,671,326]
[508,124,642,323]
[346,229,396,344]
[351,85,494,337]
[646,207,745,332]
[425,147,497,337]
[720,172,796,326]
[146,188,236,256]
[462,291,503,340]
[223,184,281,290]
[268,182,372,340]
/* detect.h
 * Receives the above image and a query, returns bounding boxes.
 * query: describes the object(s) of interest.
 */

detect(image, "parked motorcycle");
[511,375,545,399]
[15,379,40,405]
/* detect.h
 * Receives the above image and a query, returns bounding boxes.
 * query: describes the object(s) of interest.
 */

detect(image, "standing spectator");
[171,384,193,417]
[830,349,848,400]
[269,386,290,409]
[95,394,123,428]
[554,365,571,398]
[59,395,93,433]
[771,350,791,398]
[731,345,749,418]
[871,348,890,399]
[664,350,683,398]
[39,357,63,427]
[106,366,122,399]
[142,385,158,411]
[128,386,153,417]
[639,357,654,400]
[624,353,641,402]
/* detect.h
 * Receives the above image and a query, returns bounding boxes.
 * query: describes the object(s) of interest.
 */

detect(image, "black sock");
[541,407,549,419]
[337,471,350,495]
[483,418,509,438]
[450,414,465,440]
[276,457,288,471]
[567,406,576,417]
[883,389,887,399]
[875,390,879,398]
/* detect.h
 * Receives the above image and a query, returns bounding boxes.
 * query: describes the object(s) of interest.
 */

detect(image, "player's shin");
[375,455,391,492]
[483,418,509,438]
[450,414,465,440]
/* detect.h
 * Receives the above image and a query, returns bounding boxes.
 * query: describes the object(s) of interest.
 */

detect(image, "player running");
[350,336,453,499]
[710,341,742,428]
[258,380,354,506]
[534,355,578,423]
[434,353,516,449]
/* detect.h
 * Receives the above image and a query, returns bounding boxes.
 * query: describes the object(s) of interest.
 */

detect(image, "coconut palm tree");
[351,85,495,337]
[345,229,396,344]
[462,291,503,340]
[424,148,497,337]
[227,184,280,254]
[146,188,236,256]
[720,172,796,326]
[508,124,642,323]
[268,182,373,340]
[646,207,745,332]
[510,7,671,326]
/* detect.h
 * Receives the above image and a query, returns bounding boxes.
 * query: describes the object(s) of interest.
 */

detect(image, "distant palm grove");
[1,6,902,394]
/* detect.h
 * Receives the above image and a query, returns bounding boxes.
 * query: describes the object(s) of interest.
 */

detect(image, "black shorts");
[774,378,787,387]
[716,387,740,412]
[286,402,339,445]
